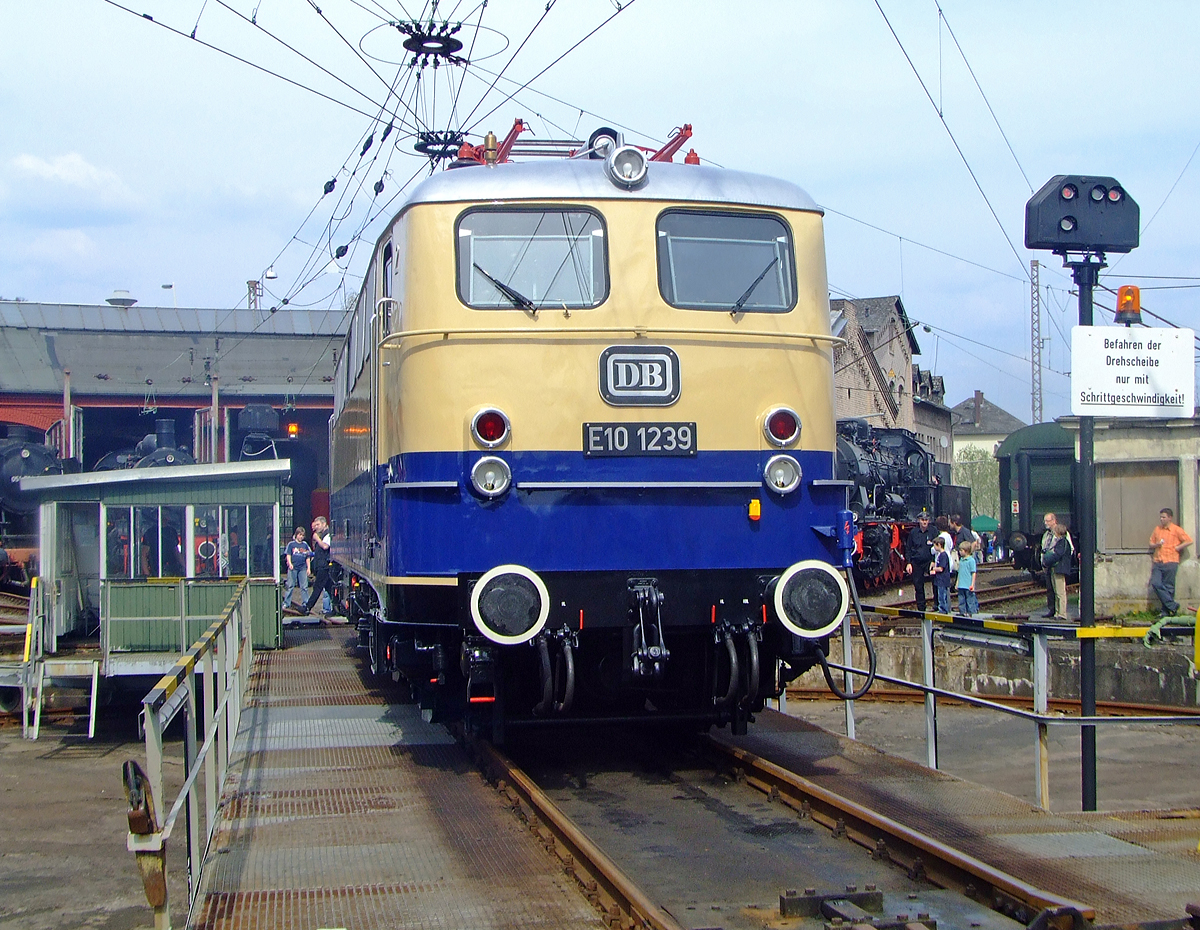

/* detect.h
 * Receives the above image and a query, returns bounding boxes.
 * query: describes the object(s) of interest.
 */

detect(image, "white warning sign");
[1071,326,1195,418]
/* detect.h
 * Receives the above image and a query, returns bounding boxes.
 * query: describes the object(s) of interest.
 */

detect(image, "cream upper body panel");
[357,160,836,464]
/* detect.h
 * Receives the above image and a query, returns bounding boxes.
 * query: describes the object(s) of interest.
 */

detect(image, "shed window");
[134,506,185,579]
[1097,461,1179,551]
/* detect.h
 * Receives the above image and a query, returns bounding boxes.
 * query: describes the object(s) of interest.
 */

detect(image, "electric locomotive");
[330,128,857,735]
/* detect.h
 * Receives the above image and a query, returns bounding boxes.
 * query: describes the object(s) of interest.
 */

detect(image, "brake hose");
[815,568,877,701]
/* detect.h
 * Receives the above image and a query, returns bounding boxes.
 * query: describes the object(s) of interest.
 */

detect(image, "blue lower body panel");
[374,449,842,576]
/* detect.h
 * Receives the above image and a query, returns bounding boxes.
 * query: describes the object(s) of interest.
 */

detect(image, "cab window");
[657,210,796,312]
[457,209,607,310]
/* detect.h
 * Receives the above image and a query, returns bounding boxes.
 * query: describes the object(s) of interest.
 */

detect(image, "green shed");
[21,460,289,677]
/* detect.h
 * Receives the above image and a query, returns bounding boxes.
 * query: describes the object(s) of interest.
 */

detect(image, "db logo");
[599,346,680,407]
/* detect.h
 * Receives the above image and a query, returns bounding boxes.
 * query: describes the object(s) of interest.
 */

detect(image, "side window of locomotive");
[456,209,608,310]
[656,210,796,312]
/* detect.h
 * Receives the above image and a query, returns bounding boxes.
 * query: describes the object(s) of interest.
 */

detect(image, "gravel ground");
[0,699,187,930]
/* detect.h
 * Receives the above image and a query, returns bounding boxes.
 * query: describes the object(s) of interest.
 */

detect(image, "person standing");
[931,537,953,614]
[956,541,978,616]
[1041,523,1071,620]
[281,527,311,614]
[304,517,336,617]
[904,512,937,612]
[1039,513,1059,618]
[1149,507,1192,617]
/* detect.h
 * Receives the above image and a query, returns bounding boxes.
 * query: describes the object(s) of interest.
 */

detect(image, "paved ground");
[0,698,187,930]
[3,662,1197,927]
[787,697,1200,812]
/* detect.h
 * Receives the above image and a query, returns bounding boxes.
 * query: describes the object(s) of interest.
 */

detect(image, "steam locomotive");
[835,418,970,584]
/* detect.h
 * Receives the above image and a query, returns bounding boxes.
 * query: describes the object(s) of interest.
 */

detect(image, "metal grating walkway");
[721,711,1200,924]
[192,628,604,929]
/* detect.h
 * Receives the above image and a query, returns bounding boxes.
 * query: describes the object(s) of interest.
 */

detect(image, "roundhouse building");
[0,299,347,546]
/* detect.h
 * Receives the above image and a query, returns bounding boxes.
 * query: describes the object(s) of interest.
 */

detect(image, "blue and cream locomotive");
[330,131,854,734]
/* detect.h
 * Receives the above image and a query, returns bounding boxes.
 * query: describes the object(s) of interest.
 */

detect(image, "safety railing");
[828,606,1200,811]
[9,577,43,738]
[124,577,253,930]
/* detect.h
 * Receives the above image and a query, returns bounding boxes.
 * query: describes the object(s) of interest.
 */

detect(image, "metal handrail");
[126,577,253,930]
[378,323,844,350]
[828,607,1200,811]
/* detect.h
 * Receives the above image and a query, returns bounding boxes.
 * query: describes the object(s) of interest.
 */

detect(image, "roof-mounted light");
[605,145,648,190]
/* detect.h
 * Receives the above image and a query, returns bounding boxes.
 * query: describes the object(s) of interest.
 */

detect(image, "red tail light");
[471,408,510,447]
[764,407,800,446]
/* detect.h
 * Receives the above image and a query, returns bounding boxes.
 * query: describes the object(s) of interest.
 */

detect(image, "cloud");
[23,228,99,263]
[11,152,128,193]
[2,152,141,226]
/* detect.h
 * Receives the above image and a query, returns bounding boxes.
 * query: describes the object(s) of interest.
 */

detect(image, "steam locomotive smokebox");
[238,404,279,434]
[0,439,63,513]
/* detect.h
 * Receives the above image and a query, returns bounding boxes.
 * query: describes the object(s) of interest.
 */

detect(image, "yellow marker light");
[1115,285,1141,325]
[287,422,300,437]
[748,499,761,521]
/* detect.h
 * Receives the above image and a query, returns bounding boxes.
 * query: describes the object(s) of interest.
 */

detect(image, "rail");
[124,578,253,930]
[701,735,1095,926]
[464,732,686,930]
[832,605,1200,810]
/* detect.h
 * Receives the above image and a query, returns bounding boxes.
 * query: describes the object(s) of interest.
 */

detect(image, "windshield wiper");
[473,263,536,312]
[730,255,780,315]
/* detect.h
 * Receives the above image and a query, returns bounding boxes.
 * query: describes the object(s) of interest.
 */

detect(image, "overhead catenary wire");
[822,207,1026,282]
[99,0,386,121]
[458,0,559,130]
[873,0,1029,281]
[935,1,1033,193]
[463,0,641,136]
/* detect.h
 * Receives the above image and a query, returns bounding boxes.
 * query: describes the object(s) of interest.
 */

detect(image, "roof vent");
[106,289,137,307]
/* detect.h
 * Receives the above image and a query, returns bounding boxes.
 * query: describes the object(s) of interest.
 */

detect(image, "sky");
[3,0,1199,423]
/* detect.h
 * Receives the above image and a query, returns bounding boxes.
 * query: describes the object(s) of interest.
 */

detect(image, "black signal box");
[1025,175,1139,253]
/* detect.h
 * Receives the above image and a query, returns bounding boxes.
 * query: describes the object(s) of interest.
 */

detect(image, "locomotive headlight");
[763,406,801,446]
[470,564,550,645]
[763,454,802,495]
[773,559,849,639]
[471,456,512,498]
[605,145,648,189]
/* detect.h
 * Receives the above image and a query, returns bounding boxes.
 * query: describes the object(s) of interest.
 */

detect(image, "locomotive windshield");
[656,210,796,312]
[456,208,608,310]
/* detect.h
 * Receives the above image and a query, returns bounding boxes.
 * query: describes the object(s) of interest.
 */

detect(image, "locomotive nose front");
[772,560,849,639]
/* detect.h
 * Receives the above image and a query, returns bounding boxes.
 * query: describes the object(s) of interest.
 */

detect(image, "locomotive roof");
[401,158,822,214]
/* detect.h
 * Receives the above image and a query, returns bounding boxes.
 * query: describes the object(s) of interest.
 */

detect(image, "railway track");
[464,727,1095,930]
[0,590,30,623]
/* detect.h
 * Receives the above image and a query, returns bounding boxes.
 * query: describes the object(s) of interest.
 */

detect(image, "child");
[956,541,978,616]
[931,537,953,614]
[281,527,312,614]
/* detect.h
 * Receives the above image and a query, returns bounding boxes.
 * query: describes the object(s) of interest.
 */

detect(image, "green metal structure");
[21,460,289,677]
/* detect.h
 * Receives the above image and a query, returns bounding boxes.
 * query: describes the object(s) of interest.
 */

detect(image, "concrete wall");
[1064,417,1200,614]
[794,634,1200,707]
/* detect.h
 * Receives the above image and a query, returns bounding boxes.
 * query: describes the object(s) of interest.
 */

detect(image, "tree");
[953,446,999,520]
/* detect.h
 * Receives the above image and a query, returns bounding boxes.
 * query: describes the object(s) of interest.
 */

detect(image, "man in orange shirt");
[1149,507,1192,616]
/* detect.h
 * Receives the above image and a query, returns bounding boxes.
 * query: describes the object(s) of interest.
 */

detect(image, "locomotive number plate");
[583,422,698,457]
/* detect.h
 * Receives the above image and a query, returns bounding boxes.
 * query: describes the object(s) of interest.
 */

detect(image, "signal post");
[1025,175,1139,811]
